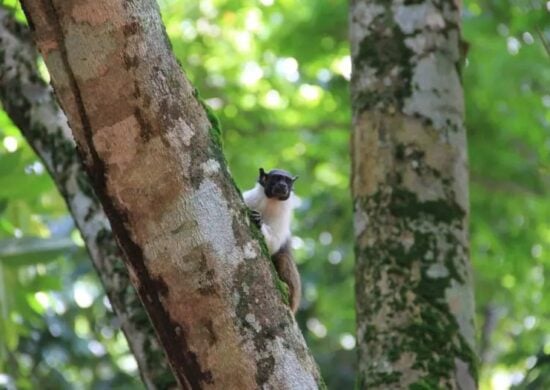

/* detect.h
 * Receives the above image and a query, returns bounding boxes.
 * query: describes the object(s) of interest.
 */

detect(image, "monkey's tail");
[272,241,301,313]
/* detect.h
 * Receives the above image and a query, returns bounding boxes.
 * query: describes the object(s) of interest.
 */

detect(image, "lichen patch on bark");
[200,159,221,176]
[140,179,247,272]
[349,2,385,55]
[392,2,446,34]
[194,180,243,265]
[243,241,258,259]
[446,280,476,351]
[403,54,464,131]
[271,340,318,390]
[454,358,476,390]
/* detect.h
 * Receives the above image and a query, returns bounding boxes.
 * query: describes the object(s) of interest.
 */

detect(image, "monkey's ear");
[259,168,267,185]
[292,175,299,182]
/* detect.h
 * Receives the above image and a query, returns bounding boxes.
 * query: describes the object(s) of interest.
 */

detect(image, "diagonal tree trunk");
[19,1,321,388]
[349,1,477,388]
[0,7,175,388]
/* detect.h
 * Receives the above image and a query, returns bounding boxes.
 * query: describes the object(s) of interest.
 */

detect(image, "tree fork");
[20,0,321,388]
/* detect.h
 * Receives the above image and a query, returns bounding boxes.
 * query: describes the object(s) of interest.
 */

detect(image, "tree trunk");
[349,1,477,388]
[0,7,175,388]
[19,1,321,389]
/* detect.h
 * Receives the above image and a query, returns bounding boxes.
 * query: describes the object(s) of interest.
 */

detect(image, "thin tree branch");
[479,303,498,364]
[534,26,550,58]
[529,0,550,59]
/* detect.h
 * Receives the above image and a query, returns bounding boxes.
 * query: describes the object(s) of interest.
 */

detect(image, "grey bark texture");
[0,7,175,389]
[349,0,477,388]
[18,1,321,389]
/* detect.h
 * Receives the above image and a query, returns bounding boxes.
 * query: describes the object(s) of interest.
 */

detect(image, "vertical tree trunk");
[349,1,477,388]
[0,8,175,388]
[19,1,321,388]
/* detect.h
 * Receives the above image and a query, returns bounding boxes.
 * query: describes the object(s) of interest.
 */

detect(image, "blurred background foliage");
[0,0,549,388]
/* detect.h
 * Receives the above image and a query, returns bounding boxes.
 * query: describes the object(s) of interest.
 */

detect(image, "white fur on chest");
[243,183,295,254]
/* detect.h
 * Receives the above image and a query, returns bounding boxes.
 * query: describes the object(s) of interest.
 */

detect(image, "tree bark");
[0,7,175,388]
[19,1,321,389]
[349,1,477,389]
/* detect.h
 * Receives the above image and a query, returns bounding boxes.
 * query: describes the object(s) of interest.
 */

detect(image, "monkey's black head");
[258,168,298,201]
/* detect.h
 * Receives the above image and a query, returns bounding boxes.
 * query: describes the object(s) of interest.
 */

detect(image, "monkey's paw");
[249,210,262,228]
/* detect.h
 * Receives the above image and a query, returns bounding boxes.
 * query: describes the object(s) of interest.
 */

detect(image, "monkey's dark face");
[258,168,298,201]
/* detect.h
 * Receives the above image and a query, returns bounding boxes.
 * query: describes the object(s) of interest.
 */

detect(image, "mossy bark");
[349,1,477,388]
[0,7,175,389]
[18,1,321,388]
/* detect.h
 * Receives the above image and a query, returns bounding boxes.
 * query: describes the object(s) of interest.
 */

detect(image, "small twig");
[534,26,550,58]
[529,0,550,58]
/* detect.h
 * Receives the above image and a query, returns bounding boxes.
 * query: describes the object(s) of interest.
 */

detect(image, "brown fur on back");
[272,240,301,313]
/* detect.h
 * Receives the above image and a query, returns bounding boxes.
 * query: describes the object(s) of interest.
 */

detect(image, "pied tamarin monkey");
[243,168,301,313]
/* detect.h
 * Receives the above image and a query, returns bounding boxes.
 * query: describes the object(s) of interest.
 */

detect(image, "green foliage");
[0,113,143,388]
[463,1,550,388]
[1,0,549,388]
